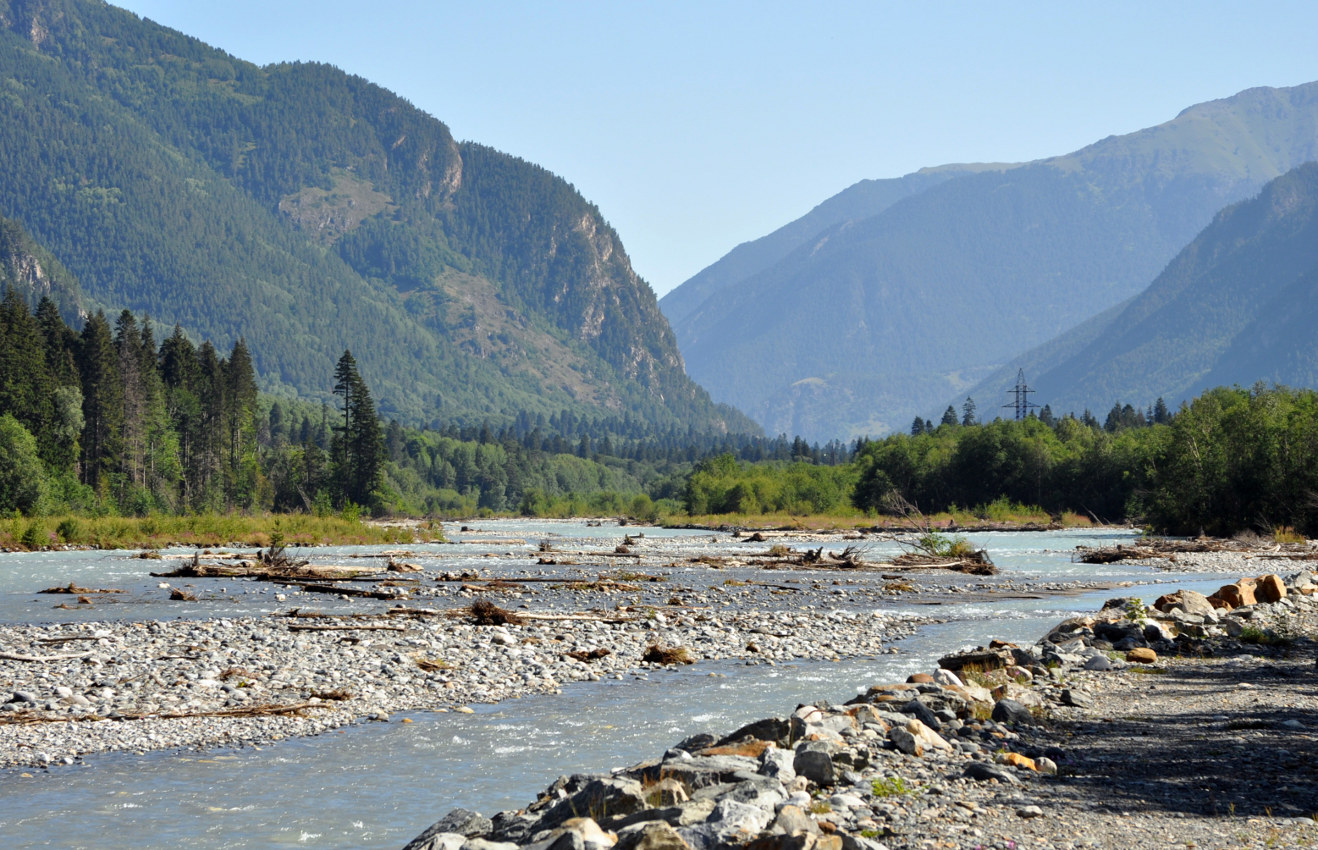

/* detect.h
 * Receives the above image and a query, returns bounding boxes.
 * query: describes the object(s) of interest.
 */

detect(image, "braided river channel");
[0,521,1239,848]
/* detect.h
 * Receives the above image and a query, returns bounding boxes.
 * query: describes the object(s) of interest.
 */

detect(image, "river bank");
[0,595,923,769]
[0,527,1256,770]
[400,563,1318,850]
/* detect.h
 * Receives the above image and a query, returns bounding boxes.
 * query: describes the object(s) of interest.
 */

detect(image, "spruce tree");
[332,350,384,507]
[78,310,124,493]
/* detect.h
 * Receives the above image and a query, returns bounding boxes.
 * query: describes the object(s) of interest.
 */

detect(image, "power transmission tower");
[1002,369,1039,421]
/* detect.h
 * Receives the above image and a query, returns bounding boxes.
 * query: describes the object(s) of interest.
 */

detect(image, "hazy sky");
[114,1,1318,297]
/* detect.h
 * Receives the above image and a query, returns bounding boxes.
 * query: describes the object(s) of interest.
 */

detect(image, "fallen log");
[270,580,405,600]
[0,701,326,725]
[0,650,93,662]
[287,623,406,632]
[39,582,126,595]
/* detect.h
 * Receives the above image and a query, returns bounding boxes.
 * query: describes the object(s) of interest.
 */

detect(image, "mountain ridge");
[968,162,1318,416]
[663,80,1318,440]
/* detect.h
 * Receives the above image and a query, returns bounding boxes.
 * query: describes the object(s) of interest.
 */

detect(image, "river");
[0,522,1234,849]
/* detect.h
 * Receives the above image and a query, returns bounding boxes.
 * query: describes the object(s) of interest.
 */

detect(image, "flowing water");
[0,523,1235,848]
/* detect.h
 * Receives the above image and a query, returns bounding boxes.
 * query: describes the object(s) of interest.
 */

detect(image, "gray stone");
[962,762,1020,784]
[542,777,648,829]
[792,748,834,786]
[1082,654,1113,672]
[430,809,495,839]
[991,699,1033,726]
[770,804,819,837]
[638,755,760,790]
[1016,805,1044,819]
[461,841,520,850]
[401,833,468,850]
[899,699,940,730]
[615,821,690,850]
[720,775,787,809]
[402,808,498,850]
[709,798,773,834]
[758,747,796,784]
[888,726,920,756]
[524,831,585,850]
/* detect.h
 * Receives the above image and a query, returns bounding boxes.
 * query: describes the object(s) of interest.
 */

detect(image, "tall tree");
[78,311,124,492]
[331,350,384,507]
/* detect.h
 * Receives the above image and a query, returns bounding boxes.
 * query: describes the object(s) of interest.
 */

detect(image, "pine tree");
[331,350,384,507]
[78,311,124,493]
[941,406,958,427]
[223,338,260,505]
[961,397,977,427]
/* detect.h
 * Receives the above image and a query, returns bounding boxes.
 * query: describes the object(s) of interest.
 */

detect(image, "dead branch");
[287,623,406,632]
[0,650,92,662]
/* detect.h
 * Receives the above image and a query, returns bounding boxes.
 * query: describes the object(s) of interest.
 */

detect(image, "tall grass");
[1,513,441,550]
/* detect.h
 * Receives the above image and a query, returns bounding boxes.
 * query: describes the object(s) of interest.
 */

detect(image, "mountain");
[661,82,1318,440]
[660,163,1013,329]
[0,215,82,319]
[0,0,754,436]
[967,163,1318,416]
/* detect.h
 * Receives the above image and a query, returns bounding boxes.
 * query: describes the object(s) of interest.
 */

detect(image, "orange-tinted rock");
[1255,574,1287,604]
[999,752,1038,771]
[1153,589,1216,616]
[1126,647,1158,663]
[907,672,935,684]
[1207,588,1236,610]
[699,739,773,758]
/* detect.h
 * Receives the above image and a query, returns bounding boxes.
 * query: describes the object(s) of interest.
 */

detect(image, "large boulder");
[991,698,1034,726]
[1153,589,1216,617]
[403,809,495,850]
[1255,574,1287,604]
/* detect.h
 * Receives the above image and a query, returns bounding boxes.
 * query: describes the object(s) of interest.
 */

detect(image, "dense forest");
[1,287,1310,540]
[0,289,844,523]
[680,385,1318,538]
[0,0,753,435]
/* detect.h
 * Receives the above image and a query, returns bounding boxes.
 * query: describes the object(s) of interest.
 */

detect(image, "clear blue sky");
[114,1,1318,297]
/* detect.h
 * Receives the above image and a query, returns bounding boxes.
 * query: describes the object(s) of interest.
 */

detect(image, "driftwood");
[288,622,405,629]
[0,701,325,726]
[642,644,694,665]
[270,580,404,600]
[469,598,525,626]
[1075,538,1244,564]
[889,550,997,575]
[39,582,126,595]
[0,650,92,662]
[37,635,104,644]
[565,648,612,662]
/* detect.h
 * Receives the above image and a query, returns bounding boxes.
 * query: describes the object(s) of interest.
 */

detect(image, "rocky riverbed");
[0,598,923,769]
[399,567,1318,850]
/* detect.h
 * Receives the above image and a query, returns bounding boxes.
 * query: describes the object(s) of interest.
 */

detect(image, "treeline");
[857,385,1318,536]
[0,289,267,515]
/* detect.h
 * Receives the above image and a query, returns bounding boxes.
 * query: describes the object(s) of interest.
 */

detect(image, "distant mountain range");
[661,82,1318,440]
[0,0,753,436]
[967,162,1318,416]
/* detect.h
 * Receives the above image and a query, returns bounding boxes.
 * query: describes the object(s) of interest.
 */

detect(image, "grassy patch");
[871,776,919,797]
[0,512,439,550]
[1239,625,1294,646]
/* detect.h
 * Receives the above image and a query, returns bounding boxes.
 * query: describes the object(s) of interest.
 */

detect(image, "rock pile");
[404,569,1318,850]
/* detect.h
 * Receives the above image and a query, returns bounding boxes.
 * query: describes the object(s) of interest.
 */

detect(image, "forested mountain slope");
[0,215,82,319]
[0,0,753,435]
[968,163,1318,415]
[664,82,1318,440]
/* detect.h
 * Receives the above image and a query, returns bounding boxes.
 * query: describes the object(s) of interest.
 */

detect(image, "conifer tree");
[331,350,383,507]
[78,310,124,492]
